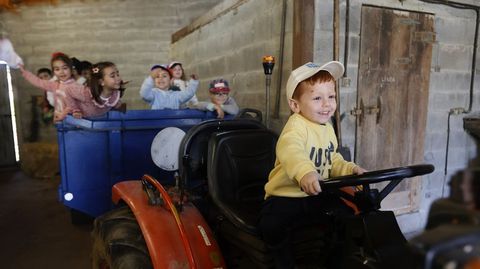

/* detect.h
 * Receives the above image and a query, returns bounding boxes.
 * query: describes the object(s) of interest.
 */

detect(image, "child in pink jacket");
[20,52,83,122]
[66,61,126,118]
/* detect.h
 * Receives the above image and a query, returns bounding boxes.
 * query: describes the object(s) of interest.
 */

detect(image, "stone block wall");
[316,0,479,233]
[0,0,221,142]
[170,0,292,131]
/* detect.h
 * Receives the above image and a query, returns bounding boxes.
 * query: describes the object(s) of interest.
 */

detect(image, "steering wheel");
[320,164,434,212]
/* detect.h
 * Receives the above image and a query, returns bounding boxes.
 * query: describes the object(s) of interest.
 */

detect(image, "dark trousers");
[258,193,353,269]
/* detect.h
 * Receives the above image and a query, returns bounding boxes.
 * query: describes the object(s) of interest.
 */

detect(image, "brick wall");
[0,0,221,142]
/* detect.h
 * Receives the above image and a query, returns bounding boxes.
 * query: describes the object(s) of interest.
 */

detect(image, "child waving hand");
[169,61,198,108]
[140,64,198,110]
[20,52,84,122]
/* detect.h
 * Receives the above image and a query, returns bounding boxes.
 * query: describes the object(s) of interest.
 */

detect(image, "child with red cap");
[192,78,239,119]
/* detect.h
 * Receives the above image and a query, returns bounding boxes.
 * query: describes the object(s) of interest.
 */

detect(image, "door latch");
[351,97,382,125]
[350,99,365,126]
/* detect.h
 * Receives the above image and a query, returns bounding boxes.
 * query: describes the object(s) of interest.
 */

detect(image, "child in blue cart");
[66,61,126,118]
[258,61,366,269]
[191,78,239,119]
[169,61,199,108]
[140,64,198,110]
[20,52,85,122]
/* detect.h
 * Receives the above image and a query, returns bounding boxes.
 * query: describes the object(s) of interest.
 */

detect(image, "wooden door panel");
[356,6,434,213]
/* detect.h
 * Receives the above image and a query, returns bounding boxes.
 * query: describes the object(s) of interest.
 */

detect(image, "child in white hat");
[258,61,366,268]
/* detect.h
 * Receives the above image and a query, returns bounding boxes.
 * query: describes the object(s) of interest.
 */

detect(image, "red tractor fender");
[112,176,226,269]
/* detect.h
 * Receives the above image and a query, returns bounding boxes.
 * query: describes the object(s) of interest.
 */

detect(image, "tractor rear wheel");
[91,206,152,269]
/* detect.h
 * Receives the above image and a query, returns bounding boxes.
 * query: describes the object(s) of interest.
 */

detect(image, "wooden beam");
[292,0,315,69]
[172,0,249,43]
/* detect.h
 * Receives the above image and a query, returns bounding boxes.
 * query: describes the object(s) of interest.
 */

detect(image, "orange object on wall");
[0,0,57,11]
[0,0,15,10]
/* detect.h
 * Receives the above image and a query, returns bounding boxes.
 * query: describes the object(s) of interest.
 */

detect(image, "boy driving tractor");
[258,61,367,268]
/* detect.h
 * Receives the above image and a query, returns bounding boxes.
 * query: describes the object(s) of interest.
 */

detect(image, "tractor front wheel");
[91,206,152,269]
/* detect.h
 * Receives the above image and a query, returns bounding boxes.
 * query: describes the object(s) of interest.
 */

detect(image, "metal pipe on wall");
[273,0,287,119]
[333,0,342,146]
[343,0,350,77]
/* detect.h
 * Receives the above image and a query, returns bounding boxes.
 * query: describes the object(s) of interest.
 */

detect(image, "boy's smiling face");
[153,69,171,90]
[289,80,336,124]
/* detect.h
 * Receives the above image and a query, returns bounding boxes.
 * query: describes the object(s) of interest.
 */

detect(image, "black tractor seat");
[178,118,266,192]
[206,129,331,267]
[207,129,278,235]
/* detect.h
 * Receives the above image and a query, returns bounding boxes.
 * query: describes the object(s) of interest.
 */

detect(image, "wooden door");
[0,63,17,167]
[356,6,434,214]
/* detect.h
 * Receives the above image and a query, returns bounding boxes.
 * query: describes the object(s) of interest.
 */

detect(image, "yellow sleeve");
[276,120,317,183]
[330,151,357,177]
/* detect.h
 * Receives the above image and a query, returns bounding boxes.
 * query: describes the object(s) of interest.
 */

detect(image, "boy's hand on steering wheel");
[352,166,368,191]
[300,171,322,195]
[353,165,367,175]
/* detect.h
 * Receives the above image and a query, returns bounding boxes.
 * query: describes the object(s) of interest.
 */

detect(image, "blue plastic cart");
[56,109,220,220]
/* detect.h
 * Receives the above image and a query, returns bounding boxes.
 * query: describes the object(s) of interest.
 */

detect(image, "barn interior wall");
[0,0,222,143]
[171,0,479,234]
[0,0,478,235]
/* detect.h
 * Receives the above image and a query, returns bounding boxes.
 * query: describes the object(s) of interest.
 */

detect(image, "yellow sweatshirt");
[265,113,357,198]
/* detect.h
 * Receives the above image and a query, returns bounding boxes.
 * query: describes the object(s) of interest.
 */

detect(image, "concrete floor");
[0,167,91,269]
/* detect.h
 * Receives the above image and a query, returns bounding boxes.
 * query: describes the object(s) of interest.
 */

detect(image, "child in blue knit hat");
[192,78,239,119]
[140,64,198,109]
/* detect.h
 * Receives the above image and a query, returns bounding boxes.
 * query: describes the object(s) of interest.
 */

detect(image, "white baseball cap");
[286,61,344,100]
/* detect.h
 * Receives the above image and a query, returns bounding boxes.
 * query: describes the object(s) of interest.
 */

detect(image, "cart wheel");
[92,206,152,269]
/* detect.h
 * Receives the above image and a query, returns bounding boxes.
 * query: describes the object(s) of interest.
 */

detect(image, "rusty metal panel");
[355,6,434,213]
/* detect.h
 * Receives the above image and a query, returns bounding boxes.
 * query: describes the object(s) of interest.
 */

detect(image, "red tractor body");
[112,177,226,269]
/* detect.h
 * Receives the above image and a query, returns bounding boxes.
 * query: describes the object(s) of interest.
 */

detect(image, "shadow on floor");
[0,167,92,269]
